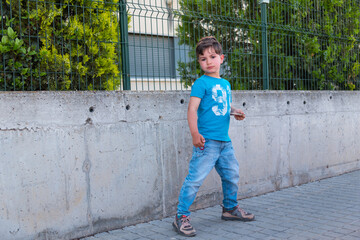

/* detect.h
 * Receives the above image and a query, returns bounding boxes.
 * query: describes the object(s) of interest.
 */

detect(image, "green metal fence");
[1,0,359,91]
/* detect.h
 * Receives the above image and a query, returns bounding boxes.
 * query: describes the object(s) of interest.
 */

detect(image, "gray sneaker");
[221,205,255,221]
[172,215,196,237]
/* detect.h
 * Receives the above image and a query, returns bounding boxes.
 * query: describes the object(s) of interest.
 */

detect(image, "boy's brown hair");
[195,36,223,59]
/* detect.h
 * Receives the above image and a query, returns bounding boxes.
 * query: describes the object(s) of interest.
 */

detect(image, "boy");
[173,36,255,237]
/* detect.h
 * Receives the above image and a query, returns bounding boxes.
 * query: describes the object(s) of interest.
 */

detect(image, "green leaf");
[1,36,9,45]
[5,17,15,28]
[14,61,23,69]
[14,38,24,50]
[28,51,37,56]
[0,44,9,53]
[7,27,17,40]
[21,68,29,75]
[19,47,27,54]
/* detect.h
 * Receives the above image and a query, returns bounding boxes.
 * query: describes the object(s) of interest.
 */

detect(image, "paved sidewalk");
[83,170,360,240]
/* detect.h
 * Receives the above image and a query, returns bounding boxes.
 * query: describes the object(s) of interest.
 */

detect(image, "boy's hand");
[231,109,246,121]
[192,132,205,148]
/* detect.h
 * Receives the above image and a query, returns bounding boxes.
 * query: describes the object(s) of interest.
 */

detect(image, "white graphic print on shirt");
[211,84,228,116]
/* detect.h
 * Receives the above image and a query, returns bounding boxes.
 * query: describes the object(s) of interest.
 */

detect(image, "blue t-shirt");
[190,75,232,141]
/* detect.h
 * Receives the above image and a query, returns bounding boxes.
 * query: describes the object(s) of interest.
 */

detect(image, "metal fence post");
[120,0,131,90]
[260,0,270,90]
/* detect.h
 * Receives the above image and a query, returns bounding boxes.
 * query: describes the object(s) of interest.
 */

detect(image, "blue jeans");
[177,139,240,216]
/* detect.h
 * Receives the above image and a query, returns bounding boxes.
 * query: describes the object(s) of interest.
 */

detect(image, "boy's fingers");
[193,135,205,147]
[200,136,205,146]
[235,114,245,120]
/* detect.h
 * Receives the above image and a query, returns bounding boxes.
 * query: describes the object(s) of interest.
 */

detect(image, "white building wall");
[127,0,185,90]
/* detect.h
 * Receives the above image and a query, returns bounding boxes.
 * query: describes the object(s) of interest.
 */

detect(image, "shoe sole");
[172,222,196,237]
[221,215,255,222]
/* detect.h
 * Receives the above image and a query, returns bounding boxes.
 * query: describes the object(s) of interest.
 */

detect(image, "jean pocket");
[193,146,205,158]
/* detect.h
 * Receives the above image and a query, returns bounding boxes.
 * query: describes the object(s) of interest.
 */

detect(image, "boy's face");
[198,47,224,78]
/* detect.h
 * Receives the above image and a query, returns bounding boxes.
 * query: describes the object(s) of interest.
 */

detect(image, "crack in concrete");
[83,127,93,233]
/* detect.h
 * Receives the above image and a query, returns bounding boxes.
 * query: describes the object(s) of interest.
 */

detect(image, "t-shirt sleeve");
[190,79,205,99]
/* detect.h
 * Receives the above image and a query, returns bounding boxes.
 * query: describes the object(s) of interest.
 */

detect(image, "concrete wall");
[0,91,359,240]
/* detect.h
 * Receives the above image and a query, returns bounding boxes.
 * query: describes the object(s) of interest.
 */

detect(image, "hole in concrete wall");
[85,118,92,124]
[329,96,332,100]
[243,102,246,107]
[287,101,290,105]
[180,99,185,104]
[126,105,130,110]
[89,106,94,112]
[303,101,306,105]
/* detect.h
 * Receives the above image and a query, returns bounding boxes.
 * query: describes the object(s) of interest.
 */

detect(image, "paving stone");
[349,230,360,237]
[219,224,257,235]
[259,227,284,236]
[282,228,308,235]
[332,227,357,235]
[286,235,309,240]
[311,235,336,240]
[296,230,323,239]
[341,236,360,240]
[108,231,141,240]
[322,230,348,238]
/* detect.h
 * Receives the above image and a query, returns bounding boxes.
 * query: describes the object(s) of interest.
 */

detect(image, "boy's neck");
[204,73,221,79]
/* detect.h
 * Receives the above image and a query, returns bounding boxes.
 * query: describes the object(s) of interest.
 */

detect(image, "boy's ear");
[220,54,225,63]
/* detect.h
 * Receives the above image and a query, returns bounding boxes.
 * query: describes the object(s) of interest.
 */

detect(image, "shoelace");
[239,207,248,215]
[180,216,192,228]
[236,206,253,217]
[231,206,249,216]
[223,205,252,217]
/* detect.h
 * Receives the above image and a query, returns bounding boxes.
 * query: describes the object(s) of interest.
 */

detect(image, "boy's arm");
[230,106,246,121]
[188,97,205,148]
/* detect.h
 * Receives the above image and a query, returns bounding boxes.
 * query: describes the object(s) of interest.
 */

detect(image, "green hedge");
[176,0,360,90]
[1,0,125,90]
